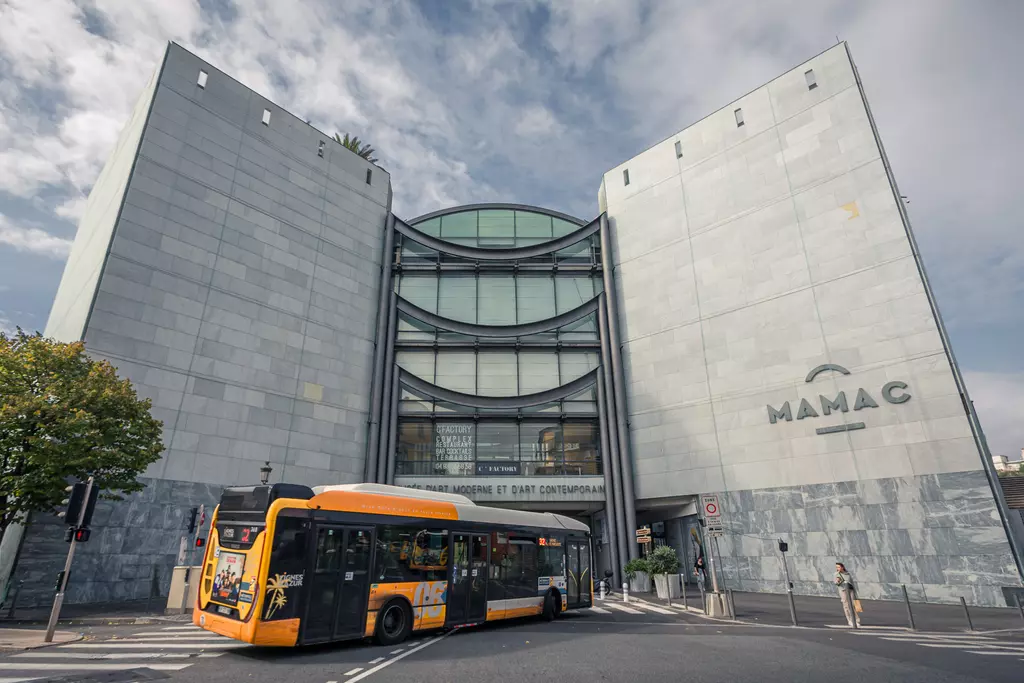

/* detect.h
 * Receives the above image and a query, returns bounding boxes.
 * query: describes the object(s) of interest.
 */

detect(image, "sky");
[0,0,1021,459]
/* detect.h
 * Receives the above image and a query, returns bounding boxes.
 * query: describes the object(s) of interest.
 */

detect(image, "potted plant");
[623,557,651,593]
[648,545,682,599]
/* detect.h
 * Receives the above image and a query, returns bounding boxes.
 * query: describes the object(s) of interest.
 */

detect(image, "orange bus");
[193,483,592,646]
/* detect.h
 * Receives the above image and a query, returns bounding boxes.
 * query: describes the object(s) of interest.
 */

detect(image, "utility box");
[166,565,201,613]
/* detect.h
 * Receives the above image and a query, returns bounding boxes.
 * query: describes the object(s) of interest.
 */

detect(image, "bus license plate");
[217,606,231,616]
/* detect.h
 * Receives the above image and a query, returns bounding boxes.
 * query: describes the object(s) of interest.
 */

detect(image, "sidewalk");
[637,589,1024,633]
[1,598,194,626]
[0,628,83,652]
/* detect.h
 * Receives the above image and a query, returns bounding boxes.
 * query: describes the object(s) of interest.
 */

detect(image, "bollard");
[599,581,607,601]
[666,575,672,607]
[727,589,736,620]
[681,575,688,611]
[698,580,707,615]
[901,584,916,630]
[623,582,630,604]
[1016,594,1024,625]
[959,596,974,632]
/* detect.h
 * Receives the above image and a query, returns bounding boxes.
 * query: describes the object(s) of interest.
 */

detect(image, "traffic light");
[74,528,91,543]
[195,537,205,548]
[778,539,789,553]
[58,483,87,524]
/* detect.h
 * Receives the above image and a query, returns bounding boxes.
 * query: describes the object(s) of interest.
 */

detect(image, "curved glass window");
[396,350,598,397]
[396,273,601,328]
[395,418,600,477]
[408,208,582,249]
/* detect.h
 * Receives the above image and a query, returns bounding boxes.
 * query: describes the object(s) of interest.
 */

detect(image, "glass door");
[567,540,592,608]
[333,528,372,639]
[302,525,372,643]
[447,533,489,625]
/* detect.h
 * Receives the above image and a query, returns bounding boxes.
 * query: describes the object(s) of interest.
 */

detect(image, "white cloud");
[0,310,14,336]
[54,195,87,222]
[0,215,72,258]
[964,371,1024,461]
[514,105,565,137]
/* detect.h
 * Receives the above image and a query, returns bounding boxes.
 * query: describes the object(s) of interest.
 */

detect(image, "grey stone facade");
[12,479,219,607]
[716,471,1017,605]
[600,43,1021,605]
[7,42,389,607]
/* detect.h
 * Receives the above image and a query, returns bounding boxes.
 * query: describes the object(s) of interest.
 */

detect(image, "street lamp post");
[260,461,273,486]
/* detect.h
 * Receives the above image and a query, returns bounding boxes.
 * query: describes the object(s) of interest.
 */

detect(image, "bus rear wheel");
[375,599,412,646]
[542,590,561,621]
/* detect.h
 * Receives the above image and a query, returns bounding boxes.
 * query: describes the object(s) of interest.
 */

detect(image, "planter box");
[628,571,651,593]
[654,574,681,599]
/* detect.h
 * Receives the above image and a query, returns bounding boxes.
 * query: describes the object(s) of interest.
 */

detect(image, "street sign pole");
[45,477,93,643]
[180,506,199,614]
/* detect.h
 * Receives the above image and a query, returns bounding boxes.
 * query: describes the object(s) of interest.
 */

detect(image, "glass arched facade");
[389,207,603,479]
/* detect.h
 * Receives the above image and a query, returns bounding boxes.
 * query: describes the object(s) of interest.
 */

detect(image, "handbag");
[853,598,863,613]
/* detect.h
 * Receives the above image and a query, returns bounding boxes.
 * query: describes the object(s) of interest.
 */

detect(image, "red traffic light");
[74,528,91,543]
[195,537,205,548]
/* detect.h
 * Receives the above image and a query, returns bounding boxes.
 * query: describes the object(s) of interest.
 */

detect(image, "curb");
[1,614,194,627]
[0,631,85,653]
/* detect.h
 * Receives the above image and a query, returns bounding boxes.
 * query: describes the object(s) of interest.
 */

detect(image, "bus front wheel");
[375,599,412,646]
[542,590,561,621]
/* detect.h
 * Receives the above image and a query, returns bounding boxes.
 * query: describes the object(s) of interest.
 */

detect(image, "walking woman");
[835,562,860,627]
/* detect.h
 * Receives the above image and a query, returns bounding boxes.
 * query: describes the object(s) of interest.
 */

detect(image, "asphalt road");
[2,599,1022,683]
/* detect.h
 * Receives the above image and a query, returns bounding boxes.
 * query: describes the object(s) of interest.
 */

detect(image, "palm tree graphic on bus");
[264,573,303,619]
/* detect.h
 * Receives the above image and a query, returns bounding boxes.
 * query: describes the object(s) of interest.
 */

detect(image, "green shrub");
[647,545,681,575]
[623,557,650,580]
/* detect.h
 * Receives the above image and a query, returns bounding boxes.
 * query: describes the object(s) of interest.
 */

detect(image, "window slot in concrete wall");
[366,168,372,185]
[623,169,630,186]
[674,140,682,158]
[805,69,818,90]
[318,140,325,158]
[734,108,744,127]
[261,108,271,125]
[197,70,208,88]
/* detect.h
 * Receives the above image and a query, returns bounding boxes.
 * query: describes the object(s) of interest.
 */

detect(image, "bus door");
[447,532,488,625]
[566,540,592,608]
[302,525,373,643]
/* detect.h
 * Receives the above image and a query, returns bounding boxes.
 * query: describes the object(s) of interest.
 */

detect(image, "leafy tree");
[647,544,682,575]
[998,468,1024,478]
[0,329,164,547]
[334,132,379,163]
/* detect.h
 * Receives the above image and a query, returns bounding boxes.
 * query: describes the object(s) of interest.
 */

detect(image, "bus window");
[263,515,309,621]
[374,527,448,582]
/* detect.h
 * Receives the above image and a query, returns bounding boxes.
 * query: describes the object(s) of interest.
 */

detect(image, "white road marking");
[389,648,404,654]
[864,633,995,641]
[631,602,675,615]
[159,626,201,631]
[587,607,611,614]
[827,624,906,630]
[117,636,230,642]
[12,652,223,660]
[368,657,385,664]
[964,650,1024,656]
[134,630,206,636]
[346,633,452,683]
[61,642,246,650]
[605,603,642,615]
[343,668,364,676]
[0,663,192,672]
[0,678,41,683]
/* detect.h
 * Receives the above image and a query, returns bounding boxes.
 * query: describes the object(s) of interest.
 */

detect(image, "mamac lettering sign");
[767,363,911,435]
[393,476,606,503]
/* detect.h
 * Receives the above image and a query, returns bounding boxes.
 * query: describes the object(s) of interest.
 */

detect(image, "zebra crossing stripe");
[630,602,675,615]
[0,663,192,672]
[605,603,643,615]
[61,642,246,650]
[587,607,611,614]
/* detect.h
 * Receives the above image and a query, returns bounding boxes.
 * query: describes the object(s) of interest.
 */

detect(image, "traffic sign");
[706,521,724,538]
[635,527,651,538]
[700,495,721,519]
[637,536,652,544]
